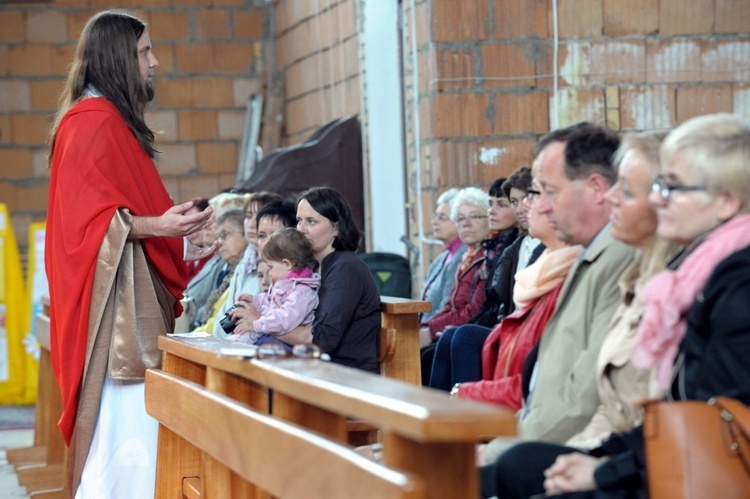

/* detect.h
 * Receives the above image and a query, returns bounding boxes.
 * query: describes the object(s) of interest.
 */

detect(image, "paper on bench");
[169,331,211,338]
[216,345,258,358]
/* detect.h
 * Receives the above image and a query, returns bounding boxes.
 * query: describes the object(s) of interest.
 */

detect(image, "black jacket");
[588,245,750,495]
[469,234,545,328]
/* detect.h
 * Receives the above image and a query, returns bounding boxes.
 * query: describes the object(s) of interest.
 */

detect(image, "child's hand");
[232,302,260,334]
[235,294,254,307]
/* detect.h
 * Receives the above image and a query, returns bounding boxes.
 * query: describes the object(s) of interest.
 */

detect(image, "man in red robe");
[45,10,215,497]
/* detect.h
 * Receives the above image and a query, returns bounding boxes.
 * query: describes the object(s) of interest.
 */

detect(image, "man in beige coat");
[518,124,636,443]
[511,124,637,447]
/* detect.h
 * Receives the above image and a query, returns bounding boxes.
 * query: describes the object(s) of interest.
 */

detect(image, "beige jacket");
[565,258,663,449]
[519,225,636,443]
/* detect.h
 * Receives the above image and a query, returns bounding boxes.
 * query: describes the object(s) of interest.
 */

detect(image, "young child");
[229,227,320,347]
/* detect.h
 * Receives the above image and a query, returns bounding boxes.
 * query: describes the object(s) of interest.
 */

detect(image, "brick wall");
[402,0,749,270]
[2,0,748,274]
[0,0,269,254]
[274,0,360,146]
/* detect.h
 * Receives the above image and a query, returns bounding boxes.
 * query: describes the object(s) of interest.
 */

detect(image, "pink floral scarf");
[631,214,750,388]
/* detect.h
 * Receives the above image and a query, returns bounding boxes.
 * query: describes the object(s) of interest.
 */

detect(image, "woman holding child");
[232,187,380,372]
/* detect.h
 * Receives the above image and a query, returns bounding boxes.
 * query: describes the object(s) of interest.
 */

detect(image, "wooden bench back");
[148,335,516,498]
[6,303,70,497]
[146,369,424,498]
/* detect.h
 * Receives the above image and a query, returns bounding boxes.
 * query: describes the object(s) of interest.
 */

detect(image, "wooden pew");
[6,302,69,497]
[147,369,424,498]
[147,335,516,498]
[379,296,430,385]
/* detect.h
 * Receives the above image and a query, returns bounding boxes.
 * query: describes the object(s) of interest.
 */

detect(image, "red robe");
[45,97,187,444]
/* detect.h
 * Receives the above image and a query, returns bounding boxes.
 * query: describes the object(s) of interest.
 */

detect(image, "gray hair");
[661,113,750,208]
[450,187,490,221]
[437,188,459,206]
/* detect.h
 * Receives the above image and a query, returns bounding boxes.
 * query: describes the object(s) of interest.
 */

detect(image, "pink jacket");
[250,274,321,336]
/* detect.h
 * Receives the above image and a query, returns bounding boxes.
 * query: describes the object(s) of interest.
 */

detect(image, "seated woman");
[184,192,249,328]
[219,199,297,337]
[446,168,582,401]
[425,169,542,388]
[262,187,381,373]
[489,113,750,498]
[420,188,467,323]
[482,130,676,493]
[423,187,492,340]
[193,209,248,333]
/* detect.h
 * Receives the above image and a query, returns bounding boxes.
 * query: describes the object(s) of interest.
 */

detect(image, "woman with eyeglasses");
[420,188,468,323]
[182,192,249,329]
[192,209,249,332]
[422,187,492,340]
[491,114,750,499]
[426,168,545,390]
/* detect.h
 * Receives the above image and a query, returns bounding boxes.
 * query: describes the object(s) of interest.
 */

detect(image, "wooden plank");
[380,296,431,315]
[27,488,69,498]
[16,464,65,491]
[153,424,201,499]
[382,431,478,499]
[157,337,516,443]
[182,477,201,499]
[204,366,268,412]
[6,445,47,467]
[273,392,348,443]
[8,311,67,488]
[146,369,425,499]
[380,313,421,385]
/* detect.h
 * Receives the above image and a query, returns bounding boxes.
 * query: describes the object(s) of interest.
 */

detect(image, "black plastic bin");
[359,252,412,299]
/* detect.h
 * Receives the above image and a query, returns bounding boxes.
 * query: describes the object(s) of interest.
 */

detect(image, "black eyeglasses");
[652,175,706,201]
[524,189,541,202]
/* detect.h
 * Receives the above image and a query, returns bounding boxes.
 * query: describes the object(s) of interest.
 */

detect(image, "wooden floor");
[0,429,34,498]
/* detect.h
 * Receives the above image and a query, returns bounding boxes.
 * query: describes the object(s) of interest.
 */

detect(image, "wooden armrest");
[380,296,431,315]
[36,313,51,351]
[379,327,397,362]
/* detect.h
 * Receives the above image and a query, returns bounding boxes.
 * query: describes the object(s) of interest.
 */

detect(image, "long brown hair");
[49,10,156,164]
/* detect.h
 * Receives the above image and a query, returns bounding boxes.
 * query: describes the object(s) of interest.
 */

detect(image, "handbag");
[643,397,750,499]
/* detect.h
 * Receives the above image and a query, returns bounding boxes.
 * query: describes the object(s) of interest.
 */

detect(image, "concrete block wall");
[273,0,360,146]
[0,1,270,254]
[402,0,749,269]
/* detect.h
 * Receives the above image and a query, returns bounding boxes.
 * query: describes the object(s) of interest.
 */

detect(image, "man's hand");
[185,238,219,261]
[131,201,214,239]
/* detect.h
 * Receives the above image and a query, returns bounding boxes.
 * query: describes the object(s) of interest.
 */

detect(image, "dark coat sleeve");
[469,239,521,328]
[590,246,750,494]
